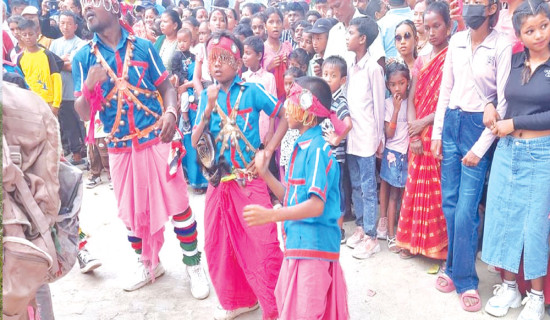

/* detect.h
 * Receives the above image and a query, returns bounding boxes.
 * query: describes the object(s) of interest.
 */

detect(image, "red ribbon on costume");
[168,127,186,178]
[287,83,346,136]
[83,82,104,144]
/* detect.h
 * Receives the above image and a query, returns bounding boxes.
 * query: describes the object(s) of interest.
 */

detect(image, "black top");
[170,50,195,86]
[504,52,550,131]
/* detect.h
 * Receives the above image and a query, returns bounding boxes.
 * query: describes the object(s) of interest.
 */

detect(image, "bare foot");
[462,290,480,307]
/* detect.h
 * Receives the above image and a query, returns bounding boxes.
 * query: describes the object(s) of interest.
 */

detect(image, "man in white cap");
[21,5,54,48]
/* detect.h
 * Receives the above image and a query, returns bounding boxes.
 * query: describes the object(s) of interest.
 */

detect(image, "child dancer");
[343,16,386,260]
[377,61,410,253]
[244,76,349,320]
[191,31,287,320]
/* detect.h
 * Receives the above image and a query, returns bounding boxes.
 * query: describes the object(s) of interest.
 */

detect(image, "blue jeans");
[441,108,490,293]
[347,154,377,237]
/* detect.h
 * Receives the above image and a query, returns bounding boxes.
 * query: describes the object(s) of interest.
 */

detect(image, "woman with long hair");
[396,1,451,261]
[154,9,182,73]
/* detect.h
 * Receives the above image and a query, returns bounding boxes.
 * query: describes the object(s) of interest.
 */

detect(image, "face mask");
[462,4,487,30]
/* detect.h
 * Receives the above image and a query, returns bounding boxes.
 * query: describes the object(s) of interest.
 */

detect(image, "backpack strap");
[8,145,60,276]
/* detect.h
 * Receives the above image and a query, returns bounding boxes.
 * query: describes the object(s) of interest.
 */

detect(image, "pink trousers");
[109,142,189,269]
[275,259,349,320]
[204,178,283,319]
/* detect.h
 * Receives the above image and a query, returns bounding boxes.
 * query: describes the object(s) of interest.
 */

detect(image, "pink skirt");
[204,178,283,319]
[109,142,189,269]
[275,259,349,320]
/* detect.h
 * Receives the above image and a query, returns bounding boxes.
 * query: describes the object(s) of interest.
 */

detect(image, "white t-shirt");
[324,9,386,69]
[384,97,409,154]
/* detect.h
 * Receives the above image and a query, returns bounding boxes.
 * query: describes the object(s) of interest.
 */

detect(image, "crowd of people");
[2,0,550,317]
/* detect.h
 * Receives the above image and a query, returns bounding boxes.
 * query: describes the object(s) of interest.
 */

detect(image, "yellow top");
[18,48,62,108]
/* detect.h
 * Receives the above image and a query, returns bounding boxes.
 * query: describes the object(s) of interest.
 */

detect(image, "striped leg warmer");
[79,227,88,250]
[172,207,201,266]
[127,229,143,255]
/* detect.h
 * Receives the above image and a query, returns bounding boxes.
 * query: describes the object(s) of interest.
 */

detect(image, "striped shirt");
[321,88,350,163]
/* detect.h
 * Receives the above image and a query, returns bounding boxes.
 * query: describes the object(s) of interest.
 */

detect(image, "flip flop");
[460,290,482,312]
[435,273,455,293]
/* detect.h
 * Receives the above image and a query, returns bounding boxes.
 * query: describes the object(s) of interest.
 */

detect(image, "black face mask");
[462,4,487,30]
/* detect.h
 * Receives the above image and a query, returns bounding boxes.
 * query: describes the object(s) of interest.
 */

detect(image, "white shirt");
[346,52,386,157]
[324,9,385,68]
[384,97,409,154]
[432,30,512,158]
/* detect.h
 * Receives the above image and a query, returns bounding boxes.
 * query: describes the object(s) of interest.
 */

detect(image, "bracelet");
[410,136,421,142]
[165,106,177,120]
[389,122,397,129]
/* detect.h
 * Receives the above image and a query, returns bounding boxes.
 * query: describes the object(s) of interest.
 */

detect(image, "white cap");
[21,6,39,16]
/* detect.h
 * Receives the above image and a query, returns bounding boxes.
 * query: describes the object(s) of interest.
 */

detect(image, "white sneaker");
[376,217,388,239]
[187,264,210,300]
[346,227,364,249]
[213,303,260,320]
[484,283,522,317]
[123,260,165,292]
[518,292,545,320]
[352,237,381,259]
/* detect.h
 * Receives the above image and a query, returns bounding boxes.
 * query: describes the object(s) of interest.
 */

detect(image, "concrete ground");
[49,172,549,320]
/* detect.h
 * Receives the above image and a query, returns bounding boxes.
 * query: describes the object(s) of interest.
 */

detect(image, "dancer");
[191,31,287,320]
[73,0,209,298]
[244,76,349,319]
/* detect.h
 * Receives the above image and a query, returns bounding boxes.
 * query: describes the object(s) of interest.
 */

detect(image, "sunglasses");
[395,32,412,42]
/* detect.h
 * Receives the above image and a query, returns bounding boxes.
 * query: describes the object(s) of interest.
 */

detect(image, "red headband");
[207,36,241,63]
[287,83,346,135]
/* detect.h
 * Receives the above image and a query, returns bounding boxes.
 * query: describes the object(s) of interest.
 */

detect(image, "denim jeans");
[347,154,377,237]
[440,108,490,293]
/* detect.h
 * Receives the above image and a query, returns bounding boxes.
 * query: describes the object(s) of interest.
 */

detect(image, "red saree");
[396,48,448,260]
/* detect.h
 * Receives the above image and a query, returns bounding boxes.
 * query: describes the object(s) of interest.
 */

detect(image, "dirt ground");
[49,173,548,320]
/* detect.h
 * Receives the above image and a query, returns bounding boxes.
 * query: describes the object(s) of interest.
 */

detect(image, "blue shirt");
[72,28,169,151]
[194,75,281,169]
[283,126,341,261]
[378,7,414,58]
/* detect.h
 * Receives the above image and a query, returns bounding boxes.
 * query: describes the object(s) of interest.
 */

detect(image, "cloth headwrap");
[80,0,120,14]
[286,83,346,135]
[207,36,241,70]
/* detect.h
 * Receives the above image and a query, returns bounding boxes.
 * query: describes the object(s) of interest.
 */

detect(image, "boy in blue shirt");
[244,76,349,319]
[72,0,209,299]
[191,31,287,320]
